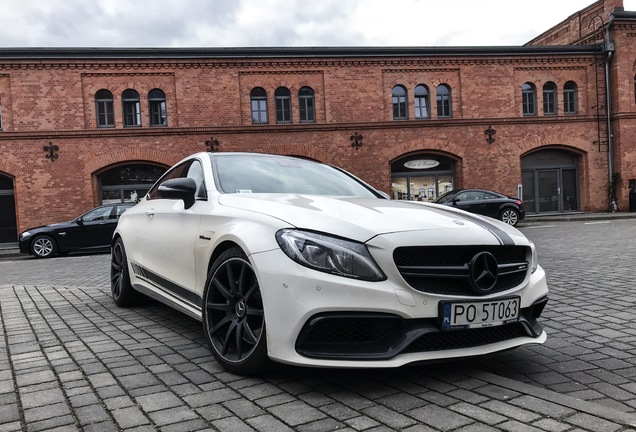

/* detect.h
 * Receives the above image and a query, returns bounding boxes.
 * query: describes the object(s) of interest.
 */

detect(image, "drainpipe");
[604,20,615,210]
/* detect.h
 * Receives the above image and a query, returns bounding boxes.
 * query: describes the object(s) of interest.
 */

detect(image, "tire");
[110,238,138,306]
[500,208,520,227]
[202,247,270,375]
[31,235,57,258]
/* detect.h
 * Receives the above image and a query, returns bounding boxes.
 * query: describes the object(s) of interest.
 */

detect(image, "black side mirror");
[159,178,197,209]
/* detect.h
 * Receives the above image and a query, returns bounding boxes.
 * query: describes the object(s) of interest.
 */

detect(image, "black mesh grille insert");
[302,315,403,345]
[403,323,529,353]
[393,245,529,296]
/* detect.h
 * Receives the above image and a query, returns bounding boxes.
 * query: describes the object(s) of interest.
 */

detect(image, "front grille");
[402,323,529,353]
[393,245,529,296]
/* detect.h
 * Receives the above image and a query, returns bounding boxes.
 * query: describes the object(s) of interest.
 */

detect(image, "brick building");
[0,0,634,243]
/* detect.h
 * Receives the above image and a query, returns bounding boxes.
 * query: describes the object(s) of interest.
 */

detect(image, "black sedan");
[433,189,525,226]
[19,203,134,258]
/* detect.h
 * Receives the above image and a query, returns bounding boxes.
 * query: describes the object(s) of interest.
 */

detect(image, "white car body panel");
[114,152,548,370]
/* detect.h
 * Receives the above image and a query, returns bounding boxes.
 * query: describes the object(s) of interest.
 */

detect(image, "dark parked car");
[19,203,134,258]
[433,188,525,226]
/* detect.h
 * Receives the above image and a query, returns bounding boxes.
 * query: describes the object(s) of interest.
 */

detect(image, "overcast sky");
[0,0,633,48]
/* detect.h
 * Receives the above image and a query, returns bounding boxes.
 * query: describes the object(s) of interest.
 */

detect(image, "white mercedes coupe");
[111,152,548,375]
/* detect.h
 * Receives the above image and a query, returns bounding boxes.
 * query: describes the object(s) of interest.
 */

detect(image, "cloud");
[0,0,623,48]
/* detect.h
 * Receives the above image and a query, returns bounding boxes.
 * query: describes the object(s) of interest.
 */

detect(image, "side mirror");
[159,178,197,209]
[452,198,460,204]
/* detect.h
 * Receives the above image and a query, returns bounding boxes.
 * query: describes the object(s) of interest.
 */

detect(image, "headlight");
[530,241,538,273]
[276,229,386,281]
[20,231,32,240]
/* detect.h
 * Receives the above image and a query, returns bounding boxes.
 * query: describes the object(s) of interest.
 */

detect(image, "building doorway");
[0,174,17,243]
[391,154,456,201]
[521,149,579,214]
[98,163,167,204]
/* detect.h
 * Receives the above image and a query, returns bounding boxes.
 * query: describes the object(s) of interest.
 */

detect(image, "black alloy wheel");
[500,208,520,226]
[202,247,270,374]
[110,238,138,306]
[31,235,57,258]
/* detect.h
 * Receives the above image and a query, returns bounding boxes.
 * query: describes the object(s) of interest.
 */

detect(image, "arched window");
[436,84,451,118]
[563,81,578,115]
[522,83,536,116]
[543,81,557,115]
[274,87,292,124]
[251,87,268,124]
[148,89,167,126]
[95,89,114,128]
[122,89,141,127]
[414,85,430,119]
[392,85,408,120]
[298,87,315,123]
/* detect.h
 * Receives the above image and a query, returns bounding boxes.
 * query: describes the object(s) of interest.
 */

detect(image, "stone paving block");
[18,387,65,410]
[147,405,200,426]
[508,395,575,419]
[212,416,257,432]
[318,402,359,421]
[448,402,508,425]
[135,390,183,412]
[566,413,623,432]
[267,400,326,427]
[183,388,241,408]
[0,403,20,424]
[406,404,474,431]
[295,418,347,432]
[479,400,542,423]
[26,414,77,432]
[246,414,295,432]
[344,415,380,430]
[223,398,266,419]
[497,420,545,432]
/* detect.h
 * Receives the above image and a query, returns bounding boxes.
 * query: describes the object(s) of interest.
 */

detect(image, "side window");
[298,87,315,123]
[95,89,115,128]
[563,81,578,115]
[82,206,114,222]
[414,85,430,119]
[543,81,557,115]
[122,89,141,127]
[149,89,167,126]
[392,85,408,120]
[251,87,268,124]
[187,160,207,200]
[275,87,292,124]
[436,84,451,118]
[146,162,193,200]
[522,82,536,116]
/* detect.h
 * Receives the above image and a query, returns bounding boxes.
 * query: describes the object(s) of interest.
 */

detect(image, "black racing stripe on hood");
[408,203,516,246]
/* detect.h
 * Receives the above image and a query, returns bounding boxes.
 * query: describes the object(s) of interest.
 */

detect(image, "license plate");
[440,297,520,330]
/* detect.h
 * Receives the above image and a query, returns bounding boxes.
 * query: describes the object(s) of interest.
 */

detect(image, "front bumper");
[251,247,549,368]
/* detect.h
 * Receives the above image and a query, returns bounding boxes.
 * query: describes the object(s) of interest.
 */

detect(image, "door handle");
[145,210,155,217]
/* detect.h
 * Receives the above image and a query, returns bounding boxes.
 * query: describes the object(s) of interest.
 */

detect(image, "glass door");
[538,170,560,212]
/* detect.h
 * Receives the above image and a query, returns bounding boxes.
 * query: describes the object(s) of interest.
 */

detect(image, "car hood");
[218,194,528,245]
[23,221,73,233]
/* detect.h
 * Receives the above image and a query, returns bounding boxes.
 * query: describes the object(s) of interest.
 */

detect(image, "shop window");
[275,87,292,124]
[95,89,115,128]
[522,82,536,116]
[299,87,315,123]
[436,84,451,118]
[251,87,268,124]
[414,85,430,119]
[392,85,408,120]
[100,163,166,204]
[122,89,141,127]
[563,81,578,114]
[148,89,167,126]
[543,81,557,115]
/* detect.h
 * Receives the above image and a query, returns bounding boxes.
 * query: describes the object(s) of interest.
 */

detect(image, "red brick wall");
[0,43,626,233]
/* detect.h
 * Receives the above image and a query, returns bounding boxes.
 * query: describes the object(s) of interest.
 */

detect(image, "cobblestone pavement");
[2,218,636,431]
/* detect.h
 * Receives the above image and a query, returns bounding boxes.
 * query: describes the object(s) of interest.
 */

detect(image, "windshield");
[433,190,457,203]
[212,154,379,198]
